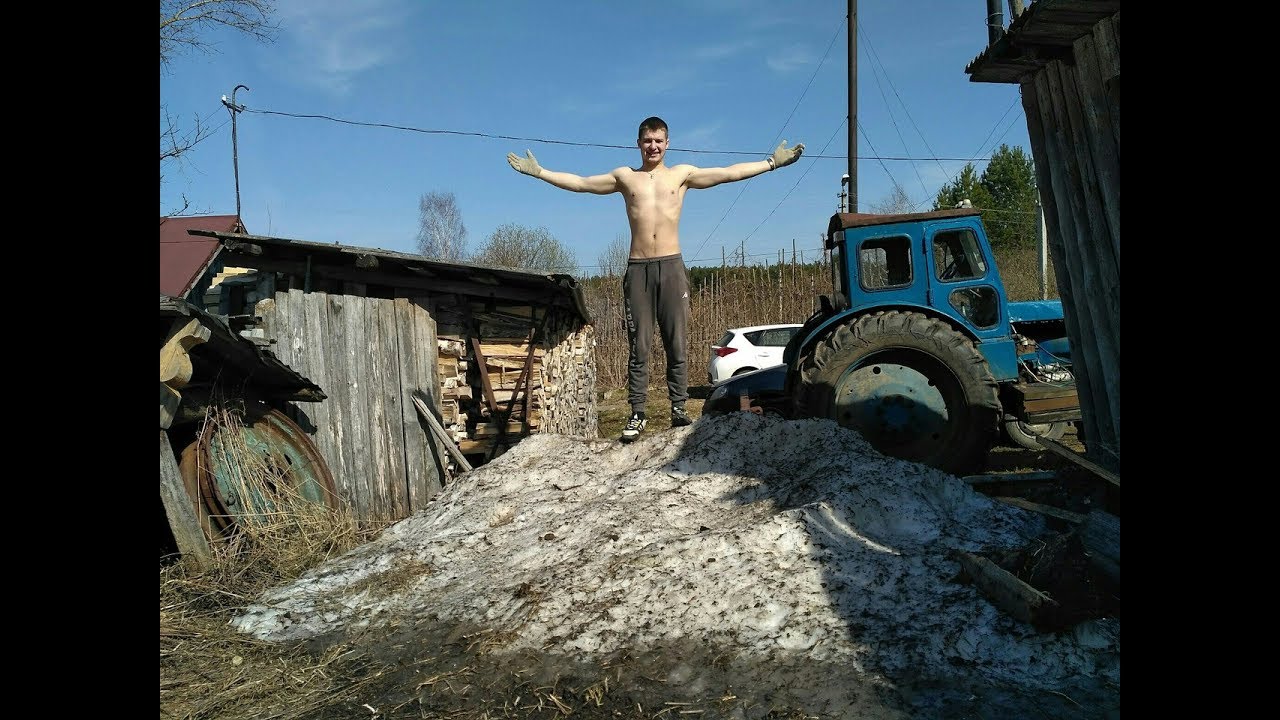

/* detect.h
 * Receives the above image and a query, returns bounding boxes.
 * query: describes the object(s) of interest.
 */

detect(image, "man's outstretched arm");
[686,140,805,189]
[507,150,619,195]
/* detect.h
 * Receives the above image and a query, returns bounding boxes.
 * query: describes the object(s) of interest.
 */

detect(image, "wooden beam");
[160,430,212,568]
[411,392,472,473]
[160,317,212,430]
[962,471,1058,485]
[159,383,182,430]
[1038,436,1120,488]
[470,337,500,416]
[1080,510,1120,583]
[159,317,211,389]
[993,496,1086,524]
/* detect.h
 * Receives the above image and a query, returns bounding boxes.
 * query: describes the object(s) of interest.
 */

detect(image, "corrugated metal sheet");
[160,294,325,402]
[159,215,243,298]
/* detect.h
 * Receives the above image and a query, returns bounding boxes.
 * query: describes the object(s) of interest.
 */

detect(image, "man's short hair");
[638,116,668,139]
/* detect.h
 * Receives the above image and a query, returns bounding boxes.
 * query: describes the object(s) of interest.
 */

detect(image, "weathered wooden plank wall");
[1020,11,1120,471]
[258,289,446,522]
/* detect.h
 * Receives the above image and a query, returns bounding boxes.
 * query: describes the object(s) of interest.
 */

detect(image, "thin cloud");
[691,39,759,61]
[766,45,815,73]
[673,121,725,151]
[272,0,415,95]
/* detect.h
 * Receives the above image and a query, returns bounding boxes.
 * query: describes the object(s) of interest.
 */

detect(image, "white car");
[708,323,803,385]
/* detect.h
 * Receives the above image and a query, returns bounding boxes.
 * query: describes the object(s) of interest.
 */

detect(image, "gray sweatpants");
[623,253,690,412]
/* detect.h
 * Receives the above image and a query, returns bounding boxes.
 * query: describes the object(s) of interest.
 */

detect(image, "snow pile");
[234,413,1119,716]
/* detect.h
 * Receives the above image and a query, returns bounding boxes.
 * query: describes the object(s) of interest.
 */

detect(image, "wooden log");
[1080,510,1120,583]
[994,496,1086,524]
[953,550,1059,628]
[473,421,534,438]
[160,430,212,568]
[480,343,545,358]
[458,437,493,454]
[439,357,459,376]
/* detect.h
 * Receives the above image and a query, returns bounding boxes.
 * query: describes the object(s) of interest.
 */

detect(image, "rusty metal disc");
[179,406,339,535]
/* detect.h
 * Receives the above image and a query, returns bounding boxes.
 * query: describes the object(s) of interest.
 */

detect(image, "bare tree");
[415,192,469,261]
[160,0,278,66]
[473,224,578,274]
[160,0,278,207]
[596,233,630,278]
[870,182,917,214]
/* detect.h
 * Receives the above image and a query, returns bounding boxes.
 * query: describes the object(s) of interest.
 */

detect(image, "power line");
[739,118,847,250]
[243,106,1000,163]
[859,26,924,201]
[690,17,844,262]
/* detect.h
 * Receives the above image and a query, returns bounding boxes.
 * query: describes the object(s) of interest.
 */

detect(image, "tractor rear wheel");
[795,310,1000,475]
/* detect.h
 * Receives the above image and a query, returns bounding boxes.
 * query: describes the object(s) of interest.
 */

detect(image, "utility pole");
[1037,200,1049,300]
[221,85,250,221]
[847,0,858,212]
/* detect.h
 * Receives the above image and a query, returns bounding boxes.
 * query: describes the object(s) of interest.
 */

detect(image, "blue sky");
[160,0,1031,274]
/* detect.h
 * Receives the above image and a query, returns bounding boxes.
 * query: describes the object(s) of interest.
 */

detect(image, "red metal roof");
[159,215,245,298]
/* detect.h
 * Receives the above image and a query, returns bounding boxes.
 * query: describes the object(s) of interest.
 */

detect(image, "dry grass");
[596,385,708,440]
[161,405,387,720]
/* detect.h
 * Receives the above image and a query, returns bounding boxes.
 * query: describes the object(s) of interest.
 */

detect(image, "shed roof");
[159,215,244,297]
[965,0,1121,84]
[190,230,593,325]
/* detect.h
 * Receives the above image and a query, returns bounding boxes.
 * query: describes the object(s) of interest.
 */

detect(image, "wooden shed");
[184,229,597,524]
[966,0,1120,473]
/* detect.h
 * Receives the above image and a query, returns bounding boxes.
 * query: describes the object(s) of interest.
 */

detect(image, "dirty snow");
[234,413,1119,717]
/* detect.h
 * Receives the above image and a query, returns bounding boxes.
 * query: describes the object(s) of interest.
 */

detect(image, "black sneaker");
[621,412,647,442]
[670,404,692,427]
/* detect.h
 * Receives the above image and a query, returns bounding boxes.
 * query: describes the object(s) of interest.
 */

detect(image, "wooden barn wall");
[1019,12,1120,471]
[256,289,448,522]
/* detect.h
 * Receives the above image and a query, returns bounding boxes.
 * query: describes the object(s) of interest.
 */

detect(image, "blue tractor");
[706,208,1080,475]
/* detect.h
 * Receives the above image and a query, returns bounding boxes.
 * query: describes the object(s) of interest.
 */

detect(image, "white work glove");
[768,140,805,170]
[507,149,543,177]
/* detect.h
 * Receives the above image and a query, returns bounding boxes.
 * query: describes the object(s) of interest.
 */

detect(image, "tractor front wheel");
[1002,417,1068,451]
[795,311,1000,475]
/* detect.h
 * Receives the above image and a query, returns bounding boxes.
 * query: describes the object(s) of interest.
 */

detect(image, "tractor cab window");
[859,235,912,290]
[932,229,987,282]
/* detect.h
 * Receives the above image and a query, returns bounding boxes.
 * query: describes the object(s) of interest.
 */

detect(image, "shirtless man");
[507,116,804,441]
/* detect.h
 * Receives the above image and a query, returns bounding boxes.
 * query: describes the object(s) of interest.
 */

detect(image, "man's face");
[638,129,668,165]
